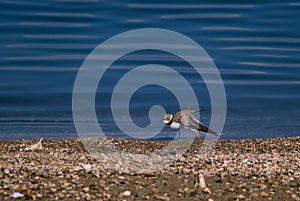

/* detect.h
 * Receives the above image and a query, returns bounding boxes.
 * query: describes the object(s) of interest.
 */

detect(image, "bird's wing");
[190,108,204,115]
[174,110,190,127]
[188,114,207,131]
[173,111,182,122]
[188,113,219,136]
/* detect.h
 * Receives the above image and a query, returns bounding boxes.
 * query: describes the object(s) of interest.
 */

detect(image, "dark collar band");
[167,118,173,125]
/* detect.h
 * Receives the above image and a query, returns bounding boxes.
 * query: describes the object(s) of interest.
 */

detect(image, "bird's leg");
[196,131,200,140]
[178,129,181,139]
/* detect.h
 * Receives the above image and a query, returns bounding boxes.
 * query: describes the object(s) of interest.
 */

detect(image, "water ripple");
[217,37,300,43]
[161,13,240,19]
[20,22,92,27]
[289,3,300,6]
[218,46,300,52]
[128,4,254,9]
[202,26,253,31]
[239,62,300,68]
[197,80,300,85]
[34,12,95,18]
[0,67,78,72]
[6,43,96,49]
[6,54,87,61]
[23,34,99,39]
[54,0,98,2]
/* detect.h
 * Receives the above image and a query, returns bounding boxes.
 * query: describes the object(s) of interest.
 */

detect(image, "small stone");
[291,194,297,199]
[237,183,245,189]
[103,193,111,199]
[153,188,160,194]
[81,164,92,172]
[121,190,131,197]
[83,193,91,200]
[220,171,227,178]
[118,176,126,180]
[154,195,170,201]
[36,193,42,198]
[289,177,295,182]
[178,189,184,194]
[83,187,89,192]
[228,187,235,192]
[4,169,9,175]
[13,185,21,191]
[285,190,292,194]
[235,194,245,200]
[260,191,269,197]
[259,184,267,191]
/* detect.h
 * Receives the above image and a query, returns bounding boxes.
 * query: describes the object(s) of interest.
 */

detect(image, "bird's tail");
[198,124,220,136]
[207,128,220,136]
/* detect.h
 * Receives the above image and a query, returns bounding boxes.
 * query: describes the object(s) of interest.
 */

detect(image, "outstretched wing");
[188,113,219,136]
[190,108,204,115]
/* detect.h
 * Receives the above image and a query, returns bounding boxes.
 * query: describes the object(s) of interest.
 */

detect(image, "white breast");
[170,122,181,130]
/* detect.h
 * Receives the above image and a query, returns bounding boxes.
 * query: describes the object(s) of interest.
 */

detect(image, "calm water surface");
[1,0,300,140]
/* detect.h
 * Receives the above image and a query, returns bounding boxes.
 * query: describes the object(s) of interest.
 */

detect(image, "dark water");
[1,1,300,140]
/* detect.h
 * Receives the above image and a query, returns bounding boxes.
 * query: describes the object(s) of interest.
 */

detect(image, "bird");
[162,108,219,139]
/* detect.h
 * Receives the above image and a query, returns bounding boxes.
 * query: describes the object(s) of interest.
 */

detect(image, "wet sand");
[0,137,299,200]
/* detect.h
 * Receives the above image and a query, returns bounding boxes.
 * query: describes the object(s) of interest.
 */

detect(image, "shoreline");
[0,136,299,200]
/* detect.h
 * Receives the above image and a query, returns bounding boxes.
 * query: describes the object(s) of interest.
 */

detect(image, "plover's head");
[162,114,173,124]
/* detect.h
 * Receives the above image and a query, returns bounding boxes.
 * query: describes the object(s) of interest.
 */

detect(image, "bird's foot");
[196,131,200,140]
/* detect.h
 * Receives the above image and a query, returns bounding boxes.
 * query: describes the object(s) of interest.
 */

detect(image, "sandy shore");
[0,137,299,200]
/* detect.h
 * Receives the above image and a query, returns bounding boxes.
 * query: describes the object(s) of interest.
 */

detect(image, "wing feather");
[188,113,219,136]
[190,108,204,115]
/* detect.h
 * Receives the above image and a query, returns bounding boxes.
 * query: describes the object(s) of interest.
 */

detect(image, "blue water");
[1,0,300,140]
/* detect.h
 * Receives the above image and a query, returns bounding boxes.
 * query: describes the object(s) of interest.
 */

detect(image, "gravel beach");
[0,137,299,201]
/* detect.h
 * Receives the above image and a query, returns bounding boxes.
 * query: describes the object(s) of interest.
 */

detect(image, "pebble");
[259,184,267,191]
[81,164,92,172]
[235,194,245,200]
[0,137,298,201]
[260,191,269,197]
[120,190,131,197]
[82,187,89,192]
[83,193,91,200]
[154,195,170,201]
